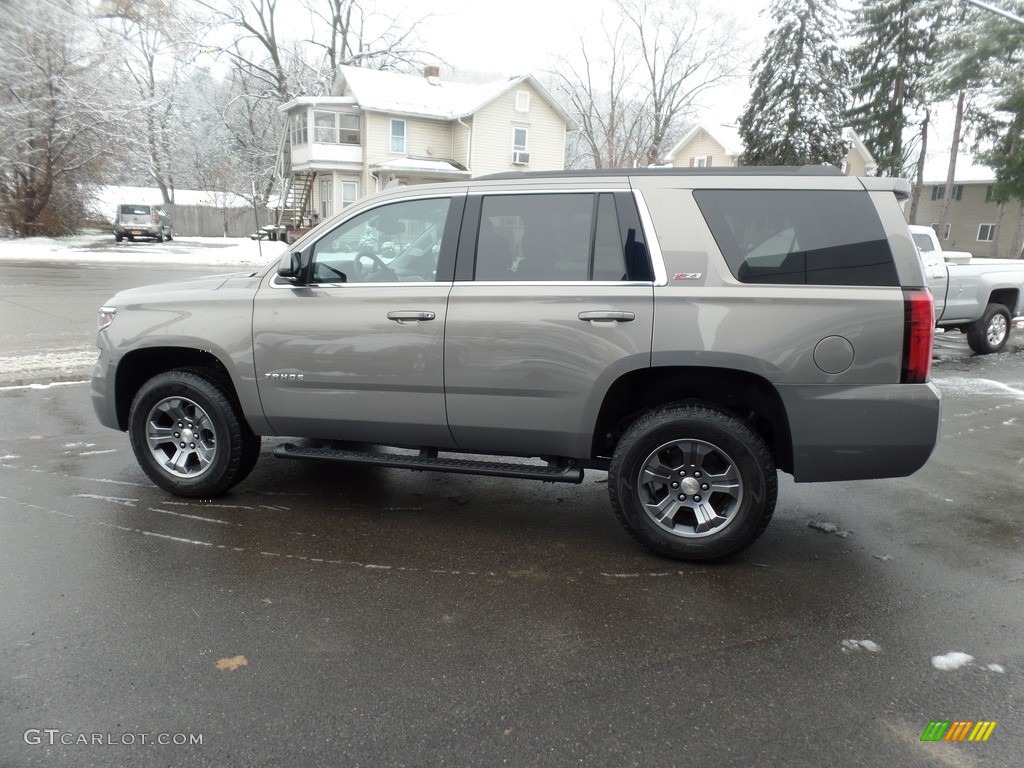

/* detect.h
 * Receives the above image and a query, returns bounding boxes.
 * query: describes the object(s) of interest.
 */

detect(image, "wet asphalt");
[0,258,1022,767]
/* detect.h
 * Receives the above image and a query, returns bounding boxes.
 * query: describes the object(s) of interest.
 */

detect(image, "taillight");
[151,211,160,223]
[902,288,934,383]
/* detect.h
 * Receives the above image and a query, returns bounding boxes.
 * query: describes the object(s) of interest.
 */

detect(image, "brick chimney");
[423,65,441,85]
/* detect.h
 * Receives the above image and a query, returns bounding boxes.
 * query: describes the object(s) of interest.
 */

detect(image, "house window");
[290,111,308,146]
[931,184,963,201]
[930,222,952,241]
[311,111,360,144]
[515,90,530,112]
[319,178,333,220]
[513,126,528,153]
[338,114,360,144]
[693,157,707,167]
[511,126,529,165]
[390,118,406,153]
[341,181,358,209]
[986,185,995,203]
[978,223,996,242]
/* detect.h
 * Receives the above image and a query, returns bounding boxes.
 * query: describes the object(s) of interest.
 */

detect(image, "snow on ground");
[931,651,975,671]
[0,231,287,267]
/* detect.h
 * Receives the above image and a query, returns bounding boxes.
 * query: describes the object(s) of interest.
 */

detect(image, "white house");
[275,66,577,230]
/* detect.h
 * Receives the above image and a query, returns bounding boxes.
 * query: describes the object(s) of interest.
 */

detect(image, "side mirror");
[277,248,311,285]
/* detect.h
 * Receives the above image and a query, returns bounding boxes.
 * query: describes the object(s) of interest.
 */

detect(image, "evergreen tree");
[847,0,943,178]
[739,0,850,166]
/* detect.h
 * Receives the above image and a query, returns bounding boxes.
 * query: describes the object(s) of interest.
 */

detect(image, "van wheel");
[114,233,123,242]
[609,405,777,562]
[967,303,1011,354]
[128,369,261,497]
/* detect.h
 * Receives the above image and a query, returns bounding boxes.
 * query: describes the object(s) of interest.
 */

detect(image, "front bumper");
[90,345,121,430]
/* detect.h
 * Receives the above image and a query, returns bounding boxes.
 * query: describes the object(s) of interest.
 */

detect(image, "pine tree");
[739,0,850,166]
[847,0,943,178]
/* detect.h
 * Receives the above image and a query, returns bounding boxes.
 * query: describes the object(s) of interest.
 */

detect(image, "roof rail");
[478,166,845,181]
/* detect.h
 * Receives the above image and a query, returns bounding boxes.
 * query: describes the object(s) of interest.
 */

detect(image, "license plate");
[130,230,143,235]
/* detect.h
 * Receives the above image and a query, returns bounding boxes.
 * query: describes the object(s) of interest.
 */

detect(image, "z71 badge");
[673,272,704,281]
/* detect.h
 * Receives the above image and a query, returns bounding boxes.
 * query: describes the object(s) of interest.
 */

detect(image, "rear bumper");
[778,382,941,482]
[114,224,162,237]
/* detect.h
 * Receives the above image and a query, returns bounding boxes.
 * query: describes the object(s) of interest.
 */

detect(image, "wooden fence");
[168,204,276,238]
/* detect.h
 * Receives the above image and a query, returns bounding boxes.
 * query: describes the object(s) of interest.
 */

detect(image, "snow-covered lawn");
[0,230,287,267]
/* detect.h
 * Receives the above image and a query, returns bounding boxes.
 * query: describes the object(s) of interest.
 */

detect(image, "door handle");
[578,311,635,323]
[387,310,436,323]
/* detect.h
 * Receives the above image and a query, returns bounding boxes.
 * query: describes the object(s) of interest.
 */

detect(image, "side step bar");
[273,443,585,484]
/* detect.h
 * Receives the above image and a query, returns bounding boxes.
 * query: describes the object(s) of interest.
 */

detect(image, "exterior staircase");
[273,124,316,239]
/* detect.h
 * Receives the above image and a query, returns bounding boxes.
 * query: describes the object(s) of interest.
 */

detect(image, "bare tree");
[621,0,743,164]
[553,0,742,168]
[303,0,436,93]
[94,0,198,204]
[197,0,294,100]
[552,21,650,168]
[0,1,127,235]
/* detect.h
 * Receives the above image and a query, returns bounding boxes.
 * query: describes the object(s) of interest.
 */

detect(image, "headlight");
[98,306,117,331]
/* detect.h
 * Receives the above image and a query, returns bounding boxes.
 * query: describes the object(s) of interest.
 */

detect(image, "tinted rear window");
[693,189,898,286]
[120,205,152,215]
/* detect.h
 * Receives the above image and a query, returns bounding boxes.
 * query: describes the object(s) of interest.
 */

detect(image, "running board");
[273,443,585,484]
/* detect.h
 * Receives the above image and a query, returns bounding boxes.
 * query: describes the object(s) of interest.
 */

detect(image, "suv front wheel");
[128,369,261,496]
[608,405,777,562]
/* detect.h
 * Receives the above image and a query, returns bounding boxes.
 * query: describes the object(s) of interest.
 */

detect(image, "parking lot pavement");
[1,259,1022,766]
[1,343,1022,767]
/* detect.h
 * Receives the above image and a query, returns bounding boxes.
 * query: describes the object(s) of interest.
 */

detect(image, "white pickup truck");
[910,224,1024,353]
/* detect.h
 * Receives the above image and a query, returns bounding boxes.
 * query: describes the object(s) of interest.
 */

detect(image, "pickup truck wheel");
[128,369,261,497]
[609,405,777,562]
[967,303,1011,354]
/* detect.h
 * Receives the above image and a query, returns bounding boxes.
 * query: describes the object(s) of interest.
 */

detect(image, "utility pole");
[962,0,1024,25]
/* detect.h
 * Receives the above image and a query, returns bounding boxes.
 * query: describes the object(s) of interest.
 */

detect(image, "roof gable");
[668,123,744,160]
[331,66,576,128]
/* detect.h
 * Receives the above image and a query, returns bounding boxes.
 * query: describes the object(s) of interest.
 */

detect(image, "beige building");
[275,66,576,228]
[665,122,876,176]
[910,158,1024,259]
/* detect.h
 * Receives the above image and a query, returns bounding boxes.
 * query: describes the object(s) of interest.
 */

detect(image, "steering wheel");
[355,251,396,282]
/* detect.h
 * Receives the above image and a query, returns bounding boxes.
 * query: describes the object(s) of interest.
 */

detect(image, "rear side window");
[693,190,898,286]
[475,193,627,281]
[120,204,151,215]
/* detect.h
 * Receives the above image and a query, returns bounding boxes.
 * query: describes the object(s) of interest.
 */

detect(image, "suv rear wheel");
[608,404,777,562]
[128,369,261,496]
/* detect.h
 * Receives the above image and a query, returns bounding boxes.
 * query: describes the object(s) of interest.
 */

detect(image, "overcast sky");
[416,0,773,120]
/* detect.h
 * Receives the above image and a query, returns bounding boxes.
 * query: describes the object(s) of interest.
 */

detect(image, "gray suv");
[113,203,172,243]
[91,168,940,561]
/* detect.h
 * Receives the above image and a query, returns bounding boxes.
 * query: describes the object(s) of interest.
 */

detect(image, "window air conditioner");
[512,151,530,166]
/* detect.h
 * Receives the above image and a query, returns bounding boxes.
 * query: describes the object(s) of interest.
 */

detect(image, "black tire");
[156,231,165,243]
[608,404,777,562]
[165,228,173,241]
[967,303,1011,354]
[115,233,123,243]
[128,369,261,497]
